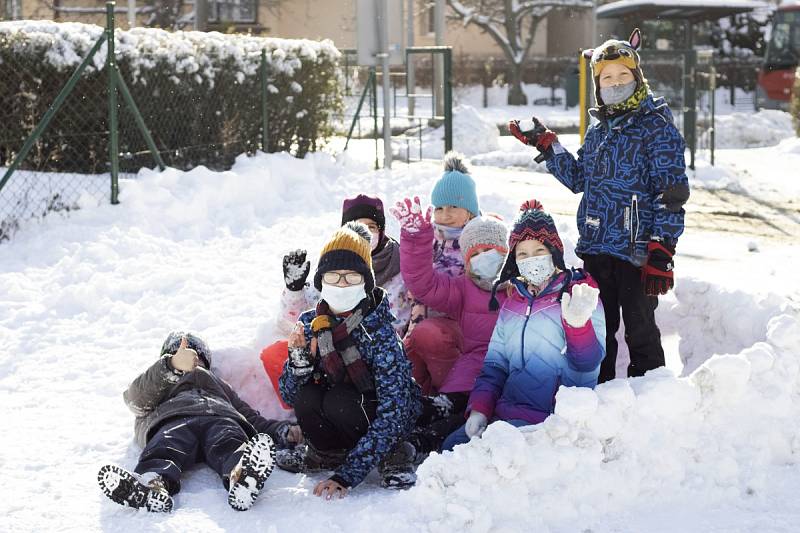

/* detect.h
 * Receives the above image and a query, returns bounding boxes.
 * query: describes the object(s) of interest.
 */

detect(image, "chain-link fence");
[0,18,342,243]
[0,46,110,241]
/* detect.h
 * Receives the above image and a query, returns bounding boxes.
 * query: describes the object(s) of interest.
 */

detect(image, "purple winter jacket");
[400,224,507,394]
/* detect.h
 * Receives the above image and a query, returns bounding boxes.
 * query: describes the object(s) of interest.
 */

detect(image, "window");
[208,0,257,24]
[4,0,21,20]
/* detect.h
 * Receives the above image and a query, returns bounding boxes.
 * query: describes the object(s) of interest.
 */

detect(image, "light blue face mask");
[469,249,504,280]
[434,223,464,241]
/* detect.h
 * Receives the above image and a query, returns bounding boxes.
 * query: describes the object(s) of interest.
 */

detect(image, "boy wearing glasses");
[276,222,422,498]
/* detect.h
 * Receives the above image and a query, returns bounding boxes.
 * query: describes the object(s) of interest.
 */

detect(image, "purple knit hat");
[342,194,385,229]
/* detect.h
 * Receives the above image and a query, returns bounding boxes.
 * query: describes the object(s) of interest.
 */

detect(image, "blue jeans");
[441,418,530,451]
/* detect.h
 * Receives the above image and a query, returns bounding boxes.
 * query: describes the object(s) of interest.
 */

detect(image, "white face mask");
[320,282,367,314]
[370,231,381,251]
[469,249,504,281]
[517,254,555,286]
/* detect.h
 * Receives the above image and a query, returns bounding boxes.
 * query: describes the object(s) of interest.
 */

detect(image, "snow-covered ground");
[2,110,800,532]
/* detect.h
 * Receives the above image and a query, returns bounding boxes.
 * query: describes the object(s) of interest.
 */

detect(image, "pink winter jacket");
[400,224,507,394]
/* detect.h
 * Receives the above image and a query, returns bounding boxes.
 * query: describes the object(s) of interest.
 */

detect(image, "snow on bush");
[707,110,794,148]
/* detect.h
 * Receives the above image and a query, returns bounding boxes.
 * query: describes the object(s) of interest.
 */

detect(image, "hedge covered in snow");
[0,21,342,172]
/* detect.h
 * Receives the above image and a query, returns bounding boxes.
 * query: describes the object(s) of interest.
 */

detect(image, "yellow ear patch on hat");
[593,54,637,77]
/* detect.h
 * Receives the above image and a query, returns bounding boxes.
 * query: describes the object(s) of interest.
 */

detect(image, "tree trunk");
[508,65,528,105]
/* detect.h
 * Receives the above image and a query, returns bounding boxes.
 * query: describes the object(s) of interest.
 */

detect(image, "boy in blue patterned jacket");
[277,222,422,498]
[509,29,690,383]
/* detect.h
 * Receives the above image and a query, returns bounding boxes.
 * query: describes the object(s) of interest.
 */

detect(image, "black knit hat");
[313,222,375,292]
[160,331,212,368]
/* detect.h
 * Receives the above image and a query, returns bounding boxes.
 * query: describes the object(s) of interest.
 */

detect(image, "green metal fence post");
[261,49,269,152]
[107,1,120,204]
[443,48,452,152]
[684,49,697,171]
[113,69,166,170]
[0,34,107,195]
[343,69,375,151]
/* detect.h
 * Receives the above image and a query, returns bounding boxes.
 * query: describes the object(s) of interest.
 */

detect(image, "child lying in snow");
[443,201,606,450]
[97,332,301,512]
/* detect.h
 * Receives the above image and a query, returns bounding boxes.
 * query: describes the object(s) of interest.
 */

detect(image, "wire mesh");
[0,45,109,242]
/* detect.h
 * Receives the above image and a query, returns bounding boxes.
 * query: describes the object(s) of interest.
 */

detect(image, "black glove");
[283,249,310,291]
[508,117,558,163]
[288,346,314,377]
[641,240,675,296]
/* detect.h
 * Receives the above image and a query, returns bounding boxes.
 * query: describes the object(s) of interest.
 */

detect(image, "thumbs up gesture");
[170,336,200,372]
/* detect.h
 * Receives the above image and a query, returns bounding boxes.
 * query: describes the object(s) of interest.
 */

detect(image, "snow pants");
[403,316,463,395]
[442,418,530,451]
[293,382,377,453]
[582,253,665,383]
[135,415,248,494]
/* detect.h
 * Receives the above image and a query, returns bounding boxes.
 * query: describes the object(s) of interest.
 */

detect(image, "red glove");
[508,117,558,162]
[641,241,675,296]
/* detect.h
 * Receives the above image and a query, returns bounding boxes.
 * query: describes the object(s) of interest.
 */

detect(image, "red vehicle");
[758,1,800,109]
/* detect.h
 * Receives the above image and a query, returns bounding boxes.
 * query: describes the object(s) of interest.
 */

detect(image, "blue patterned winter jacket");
[546,95,690,265]
[278,290,422,488]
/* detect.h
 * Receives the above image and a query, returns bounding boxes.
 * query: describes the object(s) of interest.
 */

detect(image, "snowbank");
[394,104,499,160]
[706,110,794,148]
[3,147,800,531]
[412,313,800,531]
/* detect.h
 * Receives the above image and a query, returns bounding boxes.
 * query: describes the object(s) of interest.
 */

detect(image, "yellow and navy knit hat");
[313,221,375,291]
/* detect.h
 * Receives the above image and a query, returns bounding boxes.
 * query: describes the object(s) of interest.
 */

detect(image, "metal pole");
[579,52,587,144]
[114,69,165,170]
[195,0,208,31]
[710,63,716,167]
[107,1,120,205]
[433,0,444,117]
[377,0,392,169]
[261,49,269,152]
[371,67,379,170]
[443,48,452,152]
[406,0,415,117]
[127,0,135,27]
[0,34,107,194]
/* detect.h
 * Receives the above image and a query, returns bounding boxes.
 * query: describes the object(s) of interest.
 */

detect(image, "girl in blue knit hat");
[401,151,481,397]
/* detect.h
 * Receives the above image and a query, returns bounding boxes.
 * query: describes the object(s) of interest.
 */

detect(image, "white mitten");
[561,283,600,328]
[465,411,488,439]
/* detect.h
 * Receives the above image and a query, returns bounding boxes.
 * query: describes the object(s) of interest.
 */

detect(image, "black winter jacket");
[123,356,287,448]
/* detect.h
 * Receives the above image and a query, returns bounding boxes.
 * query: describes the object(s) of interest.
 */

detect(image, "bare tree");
[447,0,593,105]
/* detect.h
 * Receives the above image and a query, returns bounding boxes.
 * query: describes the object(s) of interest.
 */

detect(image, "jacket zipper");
[520,302,533,359]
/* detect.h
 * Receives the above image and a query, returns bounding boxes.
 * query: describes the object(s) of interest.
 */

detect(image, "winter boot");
[97,465,173,512]
[379,441,417,490]
[227,433,276,511]
[275,443,346,474]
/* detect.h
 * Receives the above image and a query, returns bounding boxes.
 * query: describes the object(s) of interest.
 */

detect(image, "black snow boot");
[227,433,276,511]
[97,465,173,512]
[379,441,417,490]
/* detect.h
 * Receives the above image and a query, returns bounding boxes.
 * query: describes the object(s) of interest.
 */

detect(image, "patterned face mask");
[600,80,637,105]
[517,254,555,286]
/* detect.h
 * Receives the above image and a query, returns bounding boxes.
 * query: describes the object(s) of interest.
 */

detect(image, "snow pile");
[0,19,340,84]
[707,110,794,148]
[411,313,800,531]
[394,104,499,160]
[666,277,798,375]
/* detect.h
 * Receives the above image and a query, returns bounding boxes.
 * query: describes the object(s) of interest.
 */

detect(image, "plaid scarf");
[311,298,374,393]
